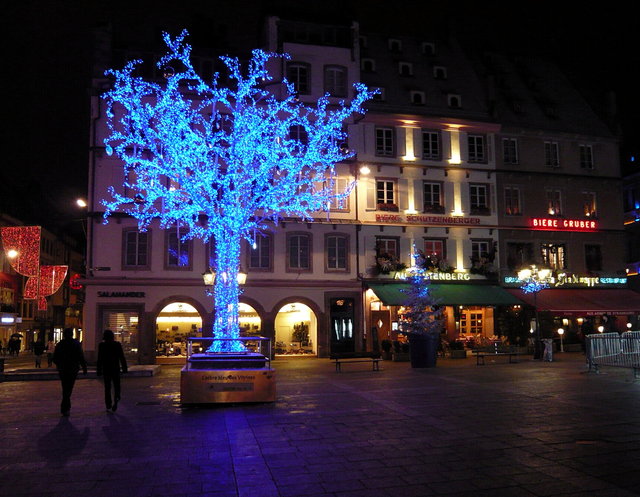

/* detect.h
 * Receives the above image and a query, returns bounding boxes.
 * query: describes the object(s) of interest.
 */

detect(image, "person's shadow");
[37,417,90,468]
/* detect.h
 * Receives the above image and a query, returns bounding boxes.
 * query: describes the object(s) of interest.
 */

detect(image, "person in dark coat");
[33,340,45,368]
[52,328,87,416]
[96,329,128,412]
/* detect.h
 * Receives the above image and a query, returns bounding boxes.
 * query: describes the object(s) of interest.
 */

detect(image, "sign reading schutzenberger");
[376,214,481,225]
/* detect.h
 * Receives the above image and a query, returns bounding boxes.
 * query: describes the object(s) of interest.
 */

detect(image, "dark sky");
[5,1,639,231]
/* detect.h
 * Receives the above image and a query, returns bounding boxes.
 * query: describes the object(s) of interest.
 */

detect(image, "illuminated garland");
[102,30,375,352]
[0,226,68,310]
[520,280,549,294]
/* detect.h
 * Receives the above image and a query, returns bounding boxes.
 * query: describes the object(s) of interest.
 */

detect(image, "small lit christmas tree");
[399,255,443,337]
[102,30,375,352]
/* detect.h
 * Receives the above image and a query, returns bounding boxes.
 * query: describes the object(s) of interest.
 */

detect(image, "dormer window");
[433,66,447,79]
[422,42,435,55]
[388,38,402,52]
[361,58,376,72]
[448,94,462,108]
[399,62,413,76]
[410,91,425,105]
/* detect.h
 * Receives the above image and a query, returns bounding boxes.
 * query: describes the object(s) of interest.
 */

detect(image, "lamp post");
[202,267,247,295]
[518,265,551,360]
[557,328,565,352]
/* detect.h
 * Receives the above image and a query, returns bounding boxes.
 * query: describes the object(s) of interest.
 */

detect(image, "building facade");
[82,17,636,365]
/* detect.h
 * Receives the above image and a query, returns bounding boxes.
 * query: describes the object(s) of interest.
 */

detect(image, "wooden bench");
[329,352,382,372]
[473,346,519,366]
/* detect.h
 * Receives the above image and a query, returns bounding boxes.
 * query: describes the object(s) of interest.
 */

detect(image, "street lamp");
[557,328,565,352]
[518,265,552,359]
[202,267,247,295]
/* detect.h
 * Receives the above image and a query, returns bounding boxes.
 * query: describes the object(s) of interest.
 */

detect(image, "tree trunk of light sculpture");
[101,31,375,353]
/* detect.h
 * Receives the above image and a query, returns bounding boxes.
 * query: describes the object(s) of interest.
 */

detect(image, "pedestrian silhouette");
[52,328,87,416]
[33,340,45,368]
[96,329,128,412]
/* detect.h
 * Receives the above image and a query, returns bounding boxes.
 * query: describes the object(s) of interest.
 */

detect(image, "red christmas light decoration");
[69,273,83,290]
[1,226,68,311]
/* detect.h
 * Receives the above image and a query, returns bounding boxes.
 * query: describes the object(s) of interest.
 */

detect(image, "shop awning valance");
[368,283,524,306]
[506,288,640,316]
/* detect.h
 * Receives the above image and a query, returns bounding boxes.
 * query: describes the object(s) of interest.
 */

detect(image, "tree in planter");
[399,264,444,367]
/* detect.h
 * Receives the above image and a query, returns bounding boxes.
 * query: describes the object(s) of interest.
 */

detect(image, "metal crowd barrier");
[586,331,640,378]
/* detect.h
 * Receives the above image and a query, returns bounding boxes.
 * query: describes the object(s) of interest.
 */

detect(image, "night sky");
[5,1,639,234]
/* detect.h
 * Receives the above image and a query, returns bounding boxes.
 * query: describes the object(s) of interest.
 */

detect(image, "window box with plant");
[374,252,407,277]
[377,202,399,212]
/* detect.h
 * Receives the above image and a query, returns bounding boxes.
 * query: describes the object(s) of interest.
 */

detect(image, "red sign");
[530,218,597,231]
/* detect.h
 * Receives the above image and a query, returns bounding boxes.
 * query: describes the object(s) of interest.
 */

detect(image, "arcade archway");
[274,302,317,356]
[155,302,202,358]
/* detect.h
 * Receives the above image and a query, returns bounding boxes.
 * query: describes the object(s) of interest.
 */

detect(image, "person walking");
[33,340,45,368]
[52,328,87,416]
[46,338,56,367]
[96,329,128,412]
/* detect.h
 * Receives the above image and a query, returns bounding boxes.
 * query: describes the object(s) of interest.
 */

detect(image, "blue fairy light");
[101,30,375,352]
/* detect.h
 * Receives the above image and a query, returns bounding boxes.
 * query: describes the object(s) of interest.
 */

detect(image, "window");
[375,127,394,156]
[328,177,351,211]
[541,243,566,270]
[585,244,602,272]
[326,234,349,271]
[388,38,402,52]
[580,145,594,169]
[361,58,375,72]
[506,242,533,270]
[287,233,311,271]
[433,66,447,79]
[471,240,491,262]
[467,134,486,163]
[422,130,441,160]
[546,189,562,216]
[502,138,519,164]
[582,191,597,218]
[248,233,272,271]
[447,94,461,108]
[423,182,444,213]
[469,183,489,214]
[166,226,191,269]
[410,91,425,105]
[286,62,310,95]
[544,141,560,167]
[424,239,445,259]
[398,62,413,76]
[376,179,396,208]
[123,229,150,269]
[289,124,308,154]
[324,65,347,97]
[504,186,521,216]
[376,237,398,259]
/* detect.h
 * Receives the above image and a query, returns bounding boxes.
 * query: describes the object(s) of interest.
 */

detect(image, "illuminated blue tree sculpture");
[102,31,375,352]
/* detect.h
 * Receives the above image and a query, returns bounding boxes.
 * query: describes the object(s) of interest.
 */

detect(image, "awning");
[368,283,524,306]
[506,288,640,316]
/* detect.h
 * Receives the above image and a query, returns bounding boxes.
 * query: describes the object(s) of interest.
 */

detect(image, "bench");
[473,346,519,366]
[329,352,382,372]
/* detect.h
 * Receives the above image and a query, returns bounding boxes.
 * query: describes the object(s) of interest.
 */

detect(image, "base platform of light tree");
[180,353,276,404]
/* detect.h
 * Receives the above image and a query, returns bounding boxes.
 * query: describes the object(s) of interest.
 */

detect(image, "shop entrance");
[330,298,355,354]
[155,302,202,358]
[274,303,317,356]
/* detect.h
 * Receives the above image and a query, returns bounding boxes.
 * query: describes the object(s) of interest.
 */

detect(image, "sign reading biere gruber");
[529,217,597,231]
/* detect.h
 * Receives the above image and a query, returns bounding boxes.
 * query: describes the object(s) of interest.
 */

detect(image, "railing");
[586,331,640,378]
[184,337,272,371]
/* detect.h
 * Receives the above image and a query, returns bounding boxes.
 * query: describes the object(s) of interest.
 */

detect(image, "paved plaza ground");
[1,351,639,497]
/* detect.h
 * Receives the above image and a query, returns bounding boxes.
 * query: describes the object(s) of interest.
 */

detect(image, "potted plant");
[392,340,410,361]
[448,340,467,359]
[381,339,393,360]
[399,268,444,368]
